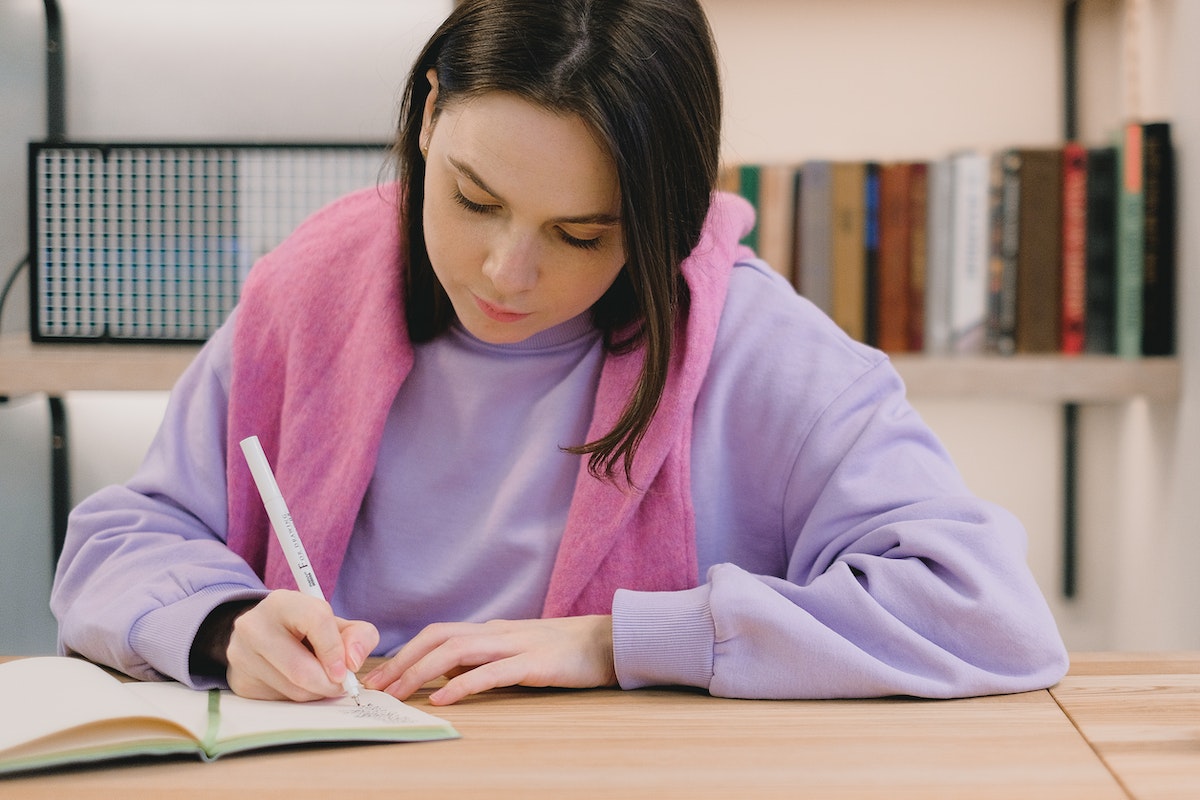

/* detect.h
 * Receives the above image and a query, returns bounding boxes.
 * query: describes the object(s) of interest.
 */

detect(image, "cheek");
[553,256,626,310]
[423,200,480,280]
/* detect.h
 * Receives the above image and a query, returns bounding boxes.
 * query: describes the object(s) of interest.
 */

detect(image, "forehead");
[434,91,621,216]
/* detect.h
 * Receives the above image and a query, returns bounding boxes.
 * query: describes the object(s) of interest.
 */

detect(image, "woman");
[52,0,1068,705]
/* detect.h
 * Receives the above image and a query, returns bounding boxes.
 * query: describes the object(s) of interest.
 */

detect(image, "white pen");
[239,435,363,705]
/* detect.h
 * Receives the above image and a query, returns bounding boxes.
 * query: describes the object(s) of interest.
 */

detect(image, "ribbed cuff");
[129,583,268,689]
[612,583,715,691]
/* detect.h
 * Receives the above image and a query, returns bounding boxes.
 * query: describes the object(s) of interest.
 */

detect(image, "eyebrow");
[448,156,622,226]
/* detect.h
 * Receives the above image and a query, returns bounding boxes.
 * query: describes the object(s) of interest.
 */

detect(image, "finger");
[376,628,521,700]
[227,591,349,700]
[226,616,338,702]
[362,621,484,691]
[428,655,542,705]
[227,649,331,702]
[279,596,357,686]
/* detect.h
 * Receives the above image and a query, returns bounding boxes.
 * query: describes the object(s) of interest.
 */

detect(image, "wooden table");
[4,653,1196,799]
[1051,652,1200,800]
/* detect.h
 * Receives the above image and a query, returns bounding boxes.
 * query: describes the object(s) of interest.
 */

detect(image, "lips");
[473,294,531,323]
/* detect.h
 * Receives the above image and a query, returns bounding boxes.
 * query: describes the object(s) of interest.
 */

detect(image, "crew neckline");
[450,310,600,353]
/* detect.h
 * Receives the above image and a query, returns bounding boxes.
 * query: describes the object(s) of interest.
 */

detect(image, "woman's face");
[420,76,627,344]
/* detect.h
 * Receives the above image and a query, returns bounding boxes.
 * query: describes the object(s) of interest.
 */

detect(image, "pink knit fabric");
[225,184,754,616]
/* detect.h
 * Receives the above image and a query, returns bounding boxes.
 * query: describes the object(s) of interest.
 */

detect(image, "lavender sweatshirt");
[51,257,1068,699]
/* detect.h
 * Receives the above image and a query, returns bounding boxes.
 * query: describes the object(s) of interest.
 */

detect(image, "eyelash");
[451,189,495,216]
[451,189,604,252]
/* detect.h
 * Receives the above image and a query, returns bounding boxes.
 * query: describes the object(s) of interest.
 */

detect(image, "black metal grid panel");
[28,142,389,343]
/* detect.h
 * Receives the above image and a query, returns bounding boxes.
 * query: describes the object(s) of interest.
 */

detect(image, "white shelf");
[0,335,199,395]
[889,353,1180,403]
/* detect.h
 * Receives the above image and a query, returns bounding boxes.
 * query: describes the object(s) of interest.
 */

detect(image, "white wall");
[1156,0,1200,648]
[0,0,45,338]
[711,0,1063,163]
[0,395,56,654]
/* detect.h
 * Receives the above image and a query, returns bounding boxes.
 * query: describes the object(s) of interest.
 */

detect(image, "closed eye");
[557,229,603,251]
[452,189,498,215]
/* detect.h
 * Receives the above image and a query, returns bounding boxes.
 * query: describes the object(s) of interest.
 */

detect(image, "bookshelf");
[700,0,1184,390]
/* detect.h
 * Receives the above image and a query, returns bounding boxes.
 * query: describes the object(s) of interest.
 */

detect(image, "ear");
[420,68,439,156]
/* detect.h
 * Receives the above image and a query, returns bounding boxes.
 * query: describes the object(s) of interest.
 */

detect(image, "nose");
[482,228,539,295]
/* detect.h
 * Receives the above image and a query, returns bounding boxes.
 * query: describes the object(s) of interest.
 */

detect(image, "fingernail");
[349,643,367,671]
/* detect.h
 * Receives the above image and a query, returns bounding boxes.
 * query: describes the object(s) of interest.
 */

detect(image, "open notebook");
[0,656,458,775]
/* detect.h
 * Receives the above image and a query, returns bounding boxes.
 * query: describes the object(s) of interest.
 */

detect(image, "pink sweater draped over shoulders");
[225,184,754,617]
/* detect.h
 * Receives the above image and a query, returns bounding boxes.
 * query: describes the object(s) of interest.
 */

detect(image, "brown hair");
[395,0,722,482]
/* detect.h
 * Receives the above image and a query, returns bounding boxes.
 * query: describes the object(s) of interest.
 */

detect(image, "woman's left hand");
[360,615,616,705]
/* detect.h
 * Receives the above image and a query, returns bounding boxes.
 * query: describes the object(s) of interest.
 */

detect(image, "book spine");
[799,161,834,315]
[1060,142,1088,354]
[876,162,912,352]
[737,163,762,253]
[987,151,1019,355]
[907,161,929,351]
[1141,121,1175,356]
[1084,146,1117,354]
[923,156,954,355]
[1014,148,1064,354]
[1115,122,1144,358]
[790,167,804,293]
[830,161,867,341]
[756,164,798,284]
[863,162,881,347]
[948,151,989,354]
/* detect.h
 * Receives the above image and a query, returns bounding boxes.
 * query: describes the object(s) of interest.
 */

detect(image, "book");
[923,156,954,354]
[986,151,1018,355]
[876,162,914,352]
[1084,146,1118,353]
[789,167,804,292]
[798,160,834,315]
[863,162,881,346]
[1013,147,1064,354]
[756,163,799,284]
[906,161,929,351]
[830,161,867,341]
[1060,142,1088,354]
[947,151,990,354]
[1115,122,1145,358]
[736,163,762,253]
[1141,121,1175,356]
[0,656,459,776]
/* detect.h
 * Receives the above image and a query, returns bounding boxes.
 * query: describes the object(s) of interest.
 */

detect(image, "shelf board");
[0,334,1182,402]
[0,334,201,395]
[890,353,1181,402]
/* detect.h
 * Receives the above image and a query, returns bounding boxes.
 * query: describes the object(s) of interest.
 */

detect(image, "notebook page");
[0,657,186,752]
[212,689,454,746]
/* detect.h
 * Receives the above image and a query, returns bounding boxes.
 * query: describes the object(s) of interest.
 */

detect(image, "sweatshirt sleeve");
[50,314,269,687]
[611,265,1069,699]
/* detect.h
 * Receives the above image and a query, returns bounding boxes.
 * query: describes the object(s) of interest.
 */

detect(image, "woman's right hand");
[218,590,379,701]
